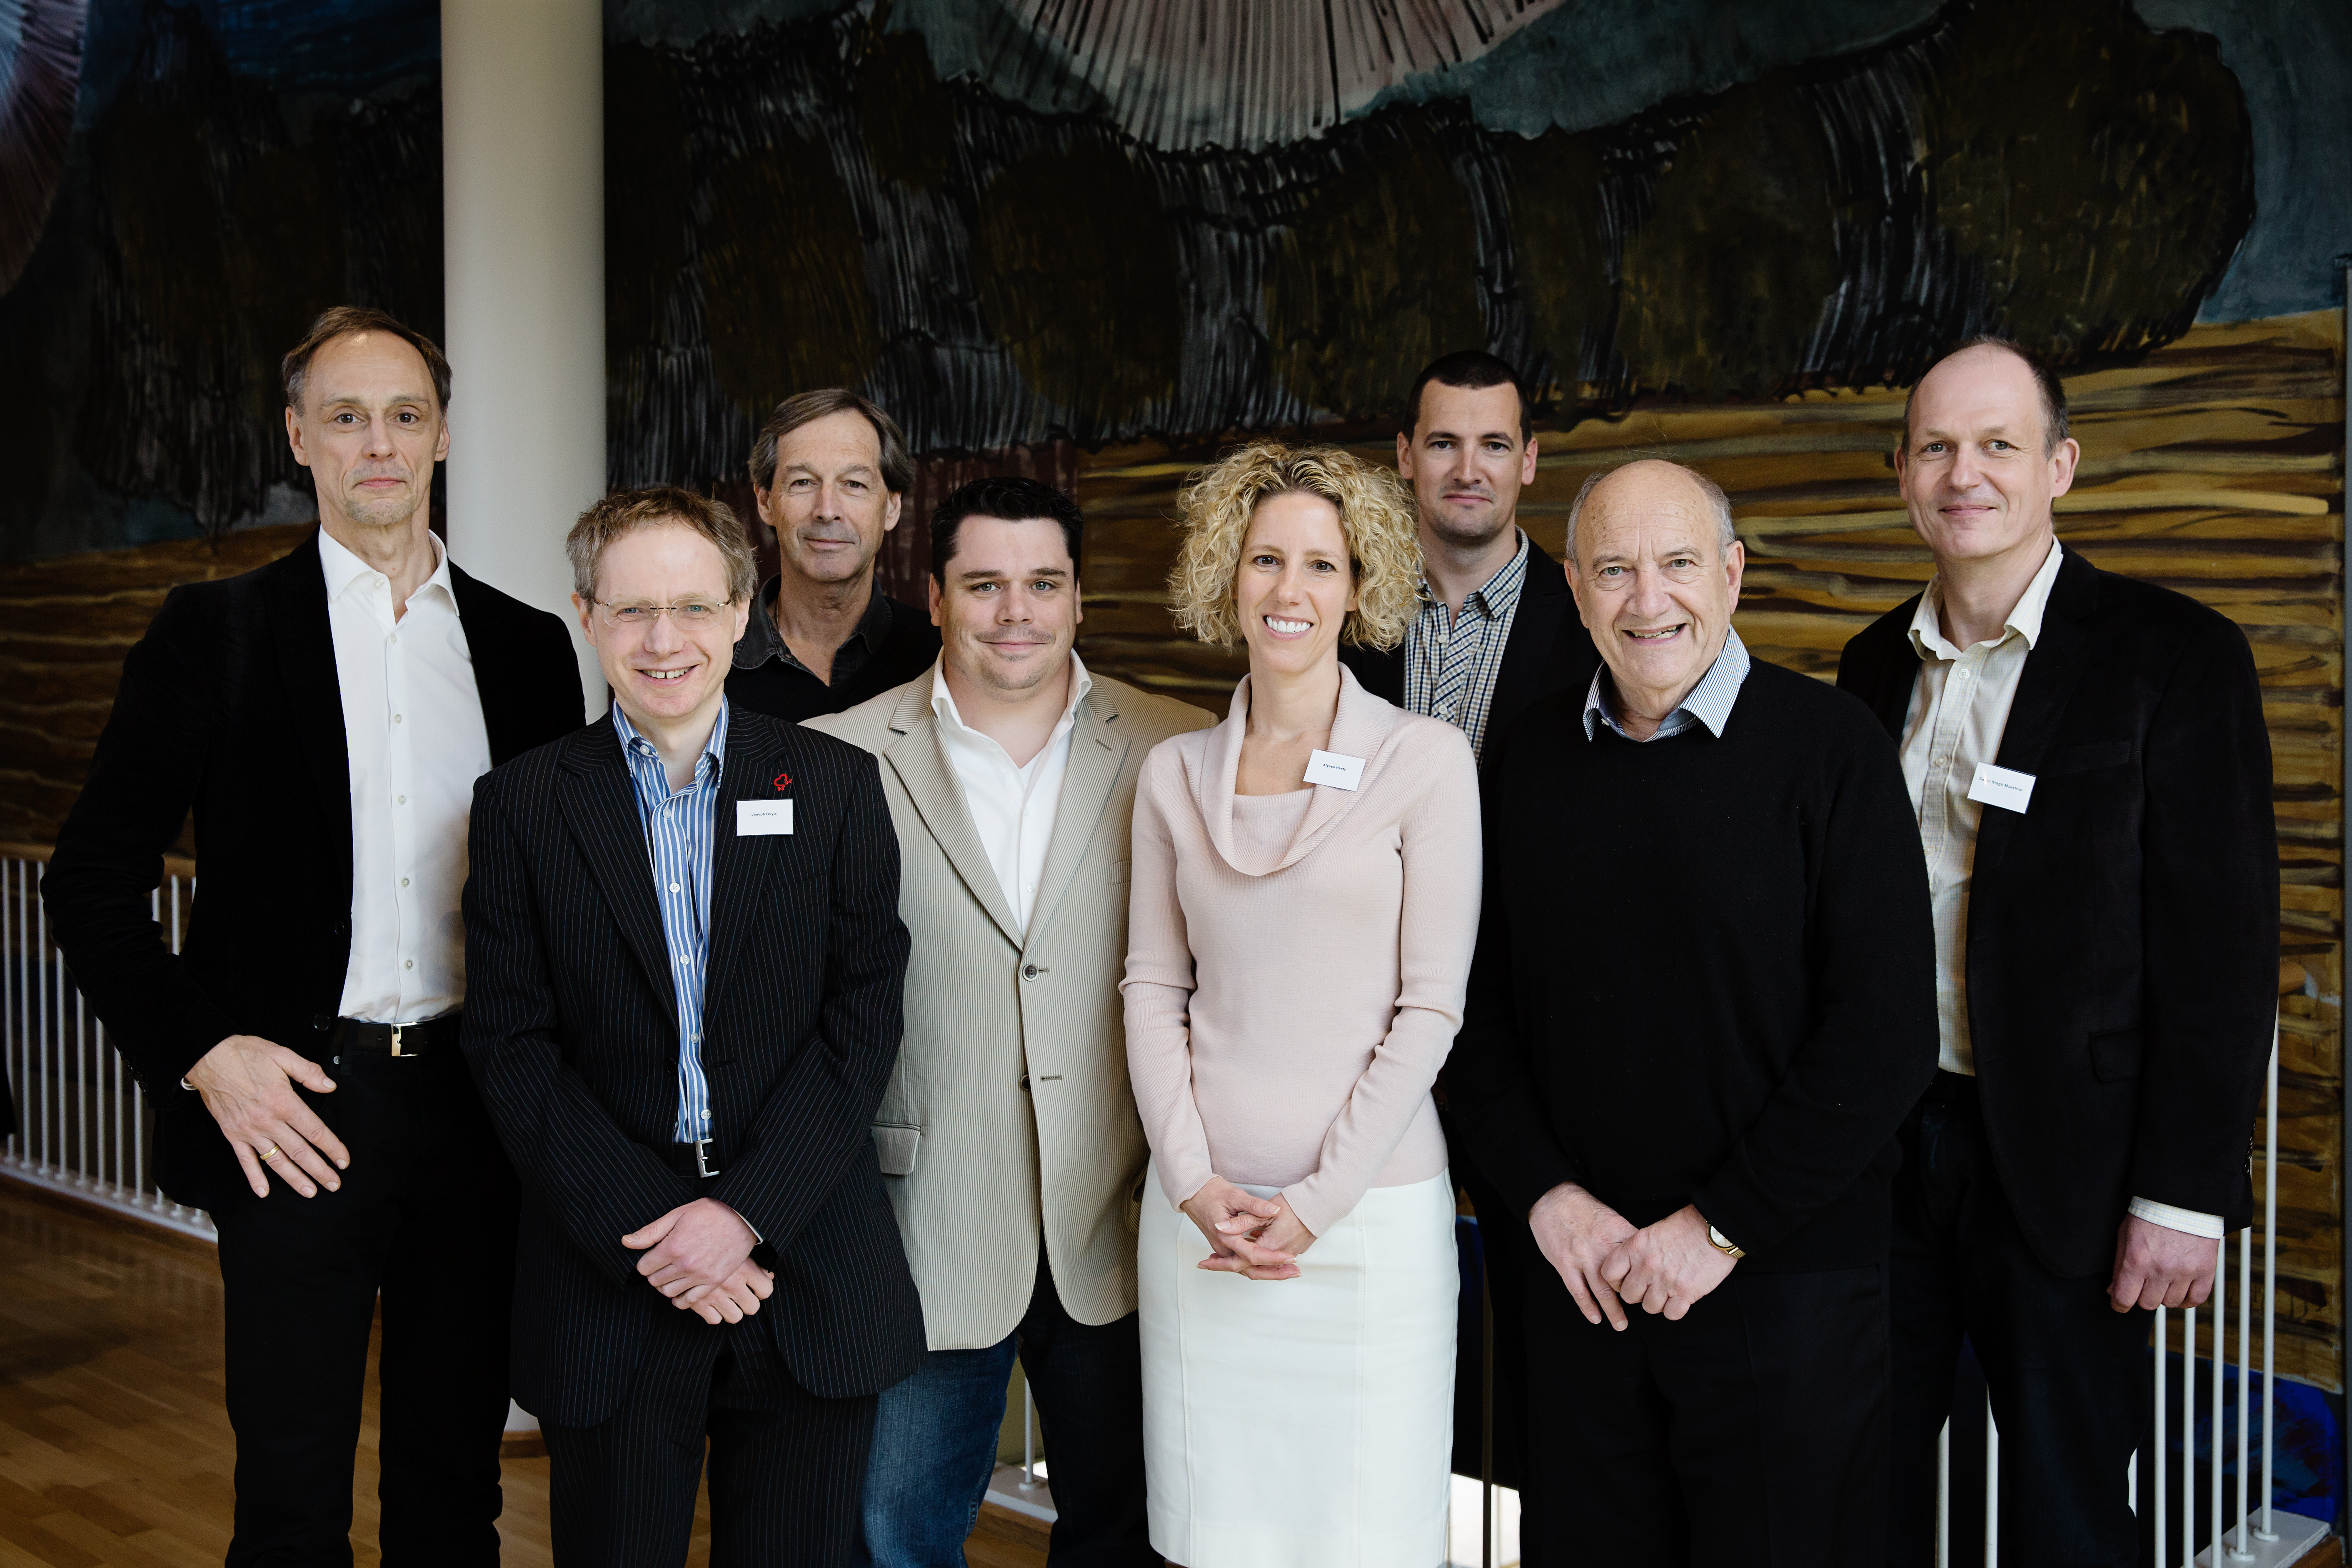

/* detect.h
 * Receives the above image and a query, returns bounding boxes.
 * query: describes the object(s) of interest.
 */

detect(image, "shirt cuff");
[727,1205,763,1244]
[2128,1196,2224,1239]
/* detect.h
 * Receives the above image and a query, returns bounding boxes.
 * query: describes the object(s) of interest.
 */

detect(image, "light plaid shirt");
[1402,530,1530,760]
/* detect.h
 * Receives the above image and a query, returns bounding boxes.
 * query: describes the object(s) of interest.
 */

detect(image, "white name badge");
[1304,750,1366,791]
[737,799,795,836]
[1966,762,2036,815]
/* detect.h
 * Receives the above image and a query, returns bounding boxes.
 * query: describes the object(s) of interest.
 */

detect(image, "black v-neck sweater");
[1449,659,1938,1271]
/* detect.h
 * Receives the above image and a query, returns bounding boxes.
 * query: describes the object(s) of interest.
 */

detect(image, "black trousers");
[210,1047,517,1567]
[543,1289,877,1567]
[1520,1254,1890,1567]
[1888,1082,2150,1568]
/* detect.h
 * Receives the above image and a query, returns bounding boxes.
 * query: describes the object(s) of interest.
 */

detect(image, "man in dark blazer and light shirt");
[42,307,584,1563]
[462,486,923,1566]
[1839,339,2277,1567]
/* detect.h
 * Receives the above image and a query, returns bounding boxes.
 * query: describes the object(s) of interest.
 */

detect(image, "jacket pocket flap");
[2045,740,2133,775]
[871,1122,921,1176]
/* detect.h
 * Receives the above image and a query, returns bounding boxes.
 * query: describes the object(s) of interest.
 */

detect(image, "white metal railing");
[0,855,212,1239]
[1933,1020,2330,1567]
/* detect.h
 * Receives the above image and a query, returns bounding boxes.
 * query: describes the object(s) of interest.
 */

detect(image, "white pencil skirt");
[1138,1159,1458,1568]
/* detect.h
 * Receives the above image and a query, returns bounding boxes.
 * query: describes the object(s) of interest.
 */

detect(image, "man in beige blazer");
[807,476,1211,1568]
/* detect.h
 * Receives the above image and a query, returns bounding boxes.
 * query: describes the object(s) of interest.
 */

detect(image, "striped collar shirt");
[1403,529,1530,759]
[612,699,729,1144]
[1582,626,1752,742]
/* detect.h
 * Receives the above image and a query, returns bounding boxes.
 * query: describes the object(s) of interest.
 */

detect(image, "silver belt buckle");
[389,1024,405,1058]
[693,1139,720,1179]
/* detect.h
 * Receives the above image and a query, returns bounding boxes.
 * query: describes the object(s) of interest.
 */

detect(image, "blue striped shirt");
[1582,627,1752,742]
[612,699,728,1142]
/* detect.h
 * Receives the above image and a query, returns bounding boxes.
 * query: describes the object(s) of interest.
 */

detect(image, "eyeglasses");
[592,598,734,629]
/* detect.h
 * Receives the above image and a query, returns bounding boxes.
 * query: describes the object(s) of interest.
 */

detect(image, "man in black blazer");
[1340,350,1600,1489]
[463,486,922,1566]
[1837,339,2277,1567]
[42,307,584,1563]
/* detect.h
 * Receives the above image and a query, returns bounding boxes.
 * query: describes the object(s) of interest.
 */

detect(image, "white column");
[442,0,606,719]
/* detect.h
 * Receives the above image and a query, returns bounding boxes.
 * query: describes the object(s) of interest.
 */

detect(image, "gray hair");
[1563,460,1738,563]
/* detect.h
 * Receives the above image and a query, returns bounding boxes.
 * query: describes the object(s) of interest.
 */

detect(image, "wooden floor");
[0,1181,1044,1566]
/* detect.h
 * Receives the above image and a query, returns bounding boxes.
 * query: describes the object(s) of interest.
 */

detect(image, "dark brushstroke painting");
[0,0,2317,554]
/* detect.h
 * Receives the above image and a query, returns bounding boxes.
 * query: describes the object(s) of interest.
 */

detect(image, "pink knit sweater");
[1120,666,1482,1237]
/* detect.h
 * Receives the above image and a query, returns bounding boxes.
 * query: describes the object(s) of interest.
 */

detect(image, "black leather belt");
[327,1012,463,1060]
[662,1141,723,1181]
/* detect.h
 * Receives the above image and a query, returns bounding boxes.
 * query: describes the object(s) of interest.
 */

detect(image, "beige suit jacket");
[807,668,1215,1349]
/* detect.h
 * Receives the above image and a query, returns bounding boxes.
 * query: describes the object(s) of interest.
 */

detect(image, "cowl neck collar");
[1190,662,1408,877]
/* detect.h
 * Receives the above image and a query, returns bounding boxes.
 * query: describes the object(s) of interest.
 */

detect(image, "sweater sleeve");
[1282,727,1482,1236]
[1689,717,1940,1255]
[1121,746,1218,1210]
[1441,719,1586,1218]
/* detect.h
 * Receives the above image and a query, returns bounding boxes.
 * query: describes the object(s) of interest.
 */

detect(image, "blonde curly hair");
[1167,442,1422,651]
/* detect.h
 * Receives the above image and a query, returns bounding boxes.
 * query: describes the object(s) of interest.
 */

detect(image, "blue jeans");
[856,1248,1154,1567]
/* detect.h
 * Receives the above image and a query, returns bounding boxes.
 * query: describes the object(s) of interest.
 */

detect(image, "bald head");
[1562,459,1745,738]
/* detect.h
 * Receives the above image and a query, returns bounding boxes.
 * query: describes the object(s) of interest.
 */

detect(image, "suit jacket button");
[1019,1074,1031,1091]
[1022,964,1039,979]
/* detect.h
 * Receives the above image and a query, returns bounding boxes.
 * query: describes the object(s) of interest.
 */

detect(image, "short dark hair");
[282,306,452,413]
[1403,350,1530,444]
[931,477,1085,583]
[1903,336,2071,451]
[747,388,915,495]
[567,485,759,605]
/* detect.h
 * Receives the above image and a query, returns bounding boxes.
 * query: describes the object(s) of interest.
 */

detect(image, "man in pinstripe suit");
[462,487,924,1566]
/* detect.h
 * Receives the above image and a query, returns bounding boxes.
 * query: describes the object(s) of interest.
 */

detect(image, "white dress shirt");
[320,528,493,1024]
[1900,537,2217,1238]
[931,654,1092,937]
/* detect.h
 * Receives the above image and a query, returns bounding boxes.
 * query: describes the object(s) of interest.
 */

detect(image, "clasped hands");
[624,1198,775,1325]
[1182,1175,1316,1281]
[1529,1183,1735,1329]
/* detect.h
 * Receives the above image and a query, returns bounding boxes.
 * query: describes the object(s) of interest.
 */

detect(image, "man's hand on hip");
[1602,1204,1736,1322]
[624,1198,758,1300]
[185,1034,347,1199]
[1528,1182,1638,1330]
[2110,1214,2220,1311]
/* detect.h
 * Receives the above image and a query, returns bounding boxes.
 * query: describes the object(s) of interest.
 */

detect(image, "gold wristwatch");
[1706,1223,1745,1260]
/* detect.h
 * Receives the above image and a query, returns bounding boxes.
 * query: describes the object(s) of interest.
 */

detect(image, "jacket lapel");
[1860,594,1928,739]
[881,682,1025,946]
[1486,539,1570,737]
[1971,552,2100,893]
[1022,687,1131,953]
[556,719,677,1022]
[264,532,354,903]
[703,720,789,1005]
[449,562,538,764]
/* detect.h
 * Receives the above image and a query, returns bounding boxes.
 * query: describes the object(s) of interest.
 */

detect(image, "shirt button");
[400,877,409,888]
[394,713,404,723]
[701,1110,711,1120]
[670,882,682,893]
[404,959,413,970]
[396,795,406,805]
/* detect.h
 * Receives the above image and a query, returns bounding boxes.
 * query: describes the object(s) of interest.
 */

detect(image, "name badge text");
[1966,762,2035,814]
[1305,750,1366,792]
[737,800,795,836]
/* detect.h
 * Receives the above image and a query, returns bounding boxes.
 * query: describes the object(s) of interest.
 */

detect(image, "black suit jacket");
[1838,548,2277,1275]
[1339,534,1599,756]
[461,711,924,1424]
[42,531,584,1211]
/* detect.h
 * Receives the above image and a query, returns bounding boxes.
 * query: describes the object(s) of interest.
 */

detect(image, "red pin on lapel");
[773,772,793,791]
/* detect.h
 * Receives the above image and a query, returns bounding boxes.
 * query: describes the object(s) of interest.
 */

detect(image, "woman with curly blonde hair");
[1121,442,1481,1567]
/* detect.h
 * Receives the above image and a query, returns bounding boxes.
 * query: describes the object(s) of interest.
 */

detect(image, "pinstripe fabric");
[541,1306,875,1568]
[609,701,727,1142]
[462,710,924,1428]
[1402,529,1529,759]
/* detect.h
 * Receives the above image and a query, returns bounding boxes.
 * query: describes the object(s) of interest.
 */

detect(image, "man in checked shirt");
[1341,350,1600,1493]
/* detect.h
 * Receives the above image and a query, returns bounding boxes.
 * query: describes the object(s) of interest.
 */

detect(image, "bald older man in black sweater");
[1449,458,1938,1568]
